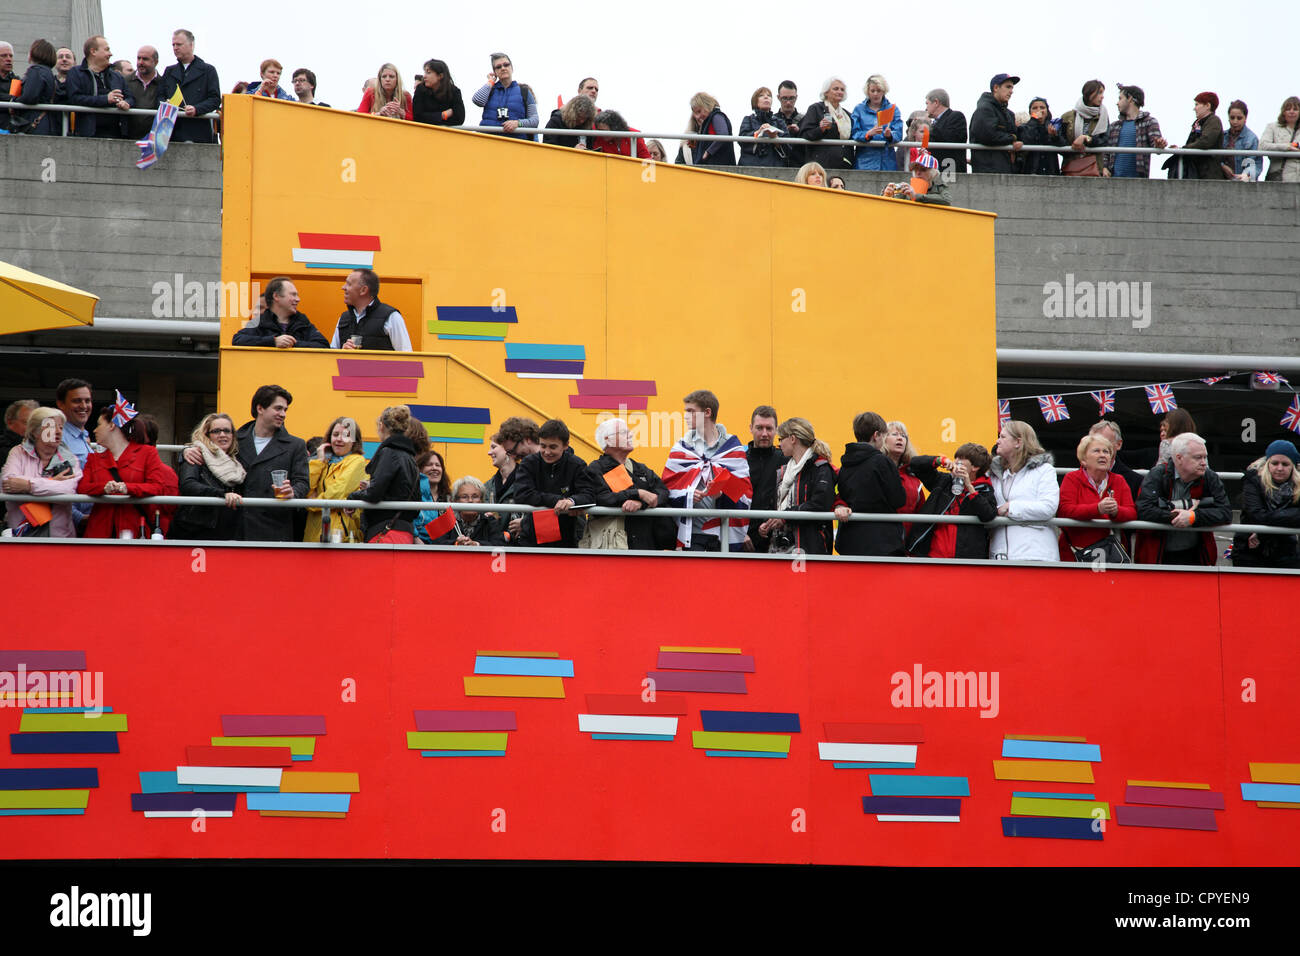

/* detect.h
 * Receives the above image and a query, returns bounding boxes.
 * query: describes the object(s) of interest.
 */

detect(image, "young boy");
[905,442,996,558]
[512,418,594,547]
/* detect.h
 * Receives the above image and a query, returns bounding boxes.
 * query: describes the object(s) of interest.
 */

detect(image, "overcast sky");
[99,0,1291,175]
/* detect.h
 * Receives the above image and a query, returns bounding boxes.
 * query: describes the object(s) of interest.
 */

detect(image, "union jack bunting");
[1252,371,1287,388]
[1037,395,1069,423]
[1144,384,1178,414]
[1090,389,1115,416]
[110,389,138,429]
[1200,375,1230,386]
[1282,396,1300,434]
[997,399,1011,430]
[661,433,752,549]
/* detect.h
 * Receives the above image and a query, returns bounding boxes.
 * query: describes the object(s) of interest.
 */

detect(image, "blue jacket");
[473,81,537,140]
[1223,125,1260,180]
[14,63,59,135]
[850,96,904,170]
[66,60,135,137]
[160,55,221,143]
[245,81,295,101]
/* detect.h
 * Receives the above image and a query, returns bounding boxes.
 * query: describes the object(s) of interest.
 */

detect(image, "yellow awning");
[0,259,99,335]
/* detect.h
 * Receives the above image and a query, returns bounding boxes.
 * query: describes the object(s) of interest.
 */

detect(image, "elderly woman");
[77,403,178,539]
[1056,432,1136,562]
[414,449,452,544]
[1232,440,1300,569]
[305,416,366,543]
[412,58,465,127]
[1061,80,1109,176]
[347,405,419,543]
[1220,100,1260,180]
[799,76,855,170]
[1167,92,1226,179]
[679,92,735,165]
[543,93,596,147]
[738,87,792,167]
[581,417,670,550]
[1,407,81,537]
[850,74,904,171]
[759,418,835,555]
[794,162,827,186]
[1260,96,1300,182]
[168,412,244,541]
[356,63,413,120]
[431,476,506,546]
[882,420,928,530]
[244,58,295,100]
[988,420,1059,561]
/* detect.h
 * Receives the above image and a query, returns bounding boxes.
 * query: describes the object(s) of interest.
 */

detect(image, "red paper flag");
[424,509,457,542]
[532,508,561,544]
[706,468,749,501]
[603,464,633,493]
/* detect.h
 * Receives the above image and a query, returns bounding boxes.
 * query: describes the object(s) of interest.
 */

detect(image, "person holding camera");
[738,87,792,168]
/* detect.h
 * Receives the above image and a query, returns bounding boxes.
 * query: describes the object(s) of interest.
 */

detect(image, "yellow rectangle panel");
[278,772,360,793]
[691,732,791,753]
[1126,780,1210,790]
[19,713,128,733]
[1004,734,1088,743]
[0,789,90,809]
[1010,797,1110,819]
[407,731,508,750]
[211,736,316,755]
[660,646,743,654]
[1249,763,1300,784]
[993,760,1095,784]
[463,676,565,699]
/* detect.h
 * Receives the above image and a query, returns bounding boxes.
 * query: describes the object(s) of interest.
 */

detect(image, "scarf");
[777,448,813,512]
[198,442,246,487]
[1072,97,1109,138]
[825,100,851,139]
[1267,480,1296,511]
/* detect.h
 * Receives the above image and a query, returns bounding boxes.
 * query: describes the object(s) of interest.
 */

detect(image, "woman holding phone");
[1,407,81,537]
[305,416,366,542]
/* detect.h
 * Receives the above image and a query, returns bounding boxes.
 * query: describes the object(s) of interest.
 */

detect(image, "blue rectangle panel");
[699,711,801,733]
[21,707,112,714]
[868,775,971,797]
[863,796,961,815]
[1001,739,1101,762]
[0,768,99,789]
[504,343,586,361]
[474,656,574,677]
[407,405,493,424]
[10,732,118,754]
[0,808,86,816]
[1001,816,1103,840]
[1240,782,1300,802]
[435,306,518,323]
[246,793,351,812]
[139,772,191,794]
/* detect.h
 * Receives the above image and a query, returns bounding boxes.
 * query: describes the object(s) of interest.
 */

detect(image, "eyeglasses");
[494,62,511,69]
[778,95,797,101]
[208,427,232,435]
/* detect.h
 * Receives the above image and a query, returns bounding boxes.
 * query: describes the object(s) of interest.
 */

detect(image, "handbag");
[1070,533,1131,565]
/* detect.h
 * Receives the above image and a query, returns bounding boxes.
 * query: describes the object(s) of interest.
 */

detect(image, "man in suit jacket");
[159,28,220,143]
[67,36,135,137]
[925,88,968,174]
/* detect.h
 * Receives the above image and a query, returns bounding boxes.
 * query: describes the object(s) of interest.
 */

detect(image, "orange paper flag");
[921,125,930,149]
[532,508,561,544]
[603,464,633,493]
[877,106,896,130]
[19,502,52,527]
[9,78,22,97]
[910,177,930,195]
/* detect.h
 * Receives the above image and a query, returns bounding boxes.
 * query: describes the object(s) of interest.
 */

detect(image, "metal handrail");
[0,99,220,137]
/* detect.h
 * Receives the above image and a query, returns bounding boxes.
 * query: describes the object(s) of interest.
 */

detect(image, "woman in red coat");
[1056,432,1136,561]
[77,404,178,538]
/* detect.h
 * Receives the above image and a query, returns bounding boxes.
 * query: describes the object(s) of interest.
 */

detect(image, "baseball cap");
[989,73,1021,89]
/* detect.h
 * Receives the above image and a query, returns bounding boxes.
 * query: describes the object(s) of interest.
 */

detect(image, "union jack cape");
[660,429,752,549]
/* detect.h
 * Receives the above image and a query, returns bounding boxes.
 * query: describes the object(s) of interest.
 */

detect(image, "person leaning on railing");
[77,403,177,539]
[832,411,905,557]
[347,405,418,544]
[679,92,736,166]
[412,59,464,127]
[989,420,1058,561]
[1060,79,1109,177]
[10,39,59,136]
[1,407,81,538]
[799,76,855,171]
[1221,100,1260,181]
[1260,96,1300,182]
[1231,440,1300,570]
[1166,91,1227,180]
[1016,97,1066,176]
[760,417,835,555]
[581,417,671,551]
[1135,432,1230,566]
[169,412,244,541]
[1056,432,1136,563]
[905,443,996,559]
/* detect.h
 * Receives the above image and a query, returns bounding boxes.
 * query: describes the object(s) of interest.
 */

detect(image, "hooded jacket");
[850,96,904,170]
[970,91,1018,173]
[988,452,1059,561]
[775,454,836,555]
[1230,463,1300,566]
[834,442,906,556]
[348,433,418,542]
[905,473,997,559]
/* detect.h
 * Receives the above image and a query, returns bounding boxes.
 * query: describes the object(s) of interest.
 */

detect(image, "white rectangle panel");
[578,714,678,736]
[143,810,234,818]
[817,743,919,763]
[291,248,375,267]
[175,766,283,788]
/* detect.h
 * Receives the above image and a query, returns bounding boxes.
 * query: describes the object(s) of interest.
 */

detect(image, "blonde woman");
[680,92,735,165]
[758,417,835,555]
[305,416,366,542]
[1232,439,1300,568]
[795,161,827,186]
[799,76,855,170]
[169,412,244,540]
[356,63,412,120]
[989,420,1059,561]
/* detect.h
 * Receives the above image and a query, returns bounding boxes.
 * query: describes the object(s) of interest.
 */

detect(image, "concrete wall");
[1,0,103,75]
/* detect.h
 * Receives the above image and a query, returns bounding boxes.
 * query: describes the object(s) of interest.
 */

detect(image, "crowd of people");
[4,380,1300,569]
[4,34,1299,182]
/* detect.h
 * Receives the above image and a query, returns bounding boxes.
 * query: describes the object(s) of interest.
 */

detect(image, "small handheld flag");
[111,389,138,428]
[532,509,561,544]
[997,399,1011,430]
[1281,396,1300,435]
[423,509,457,542]
[603,464,633,493]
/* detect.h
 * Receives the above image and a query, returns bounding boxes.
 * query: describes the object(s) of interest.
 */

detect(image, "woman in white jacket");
[989,420,1060,561]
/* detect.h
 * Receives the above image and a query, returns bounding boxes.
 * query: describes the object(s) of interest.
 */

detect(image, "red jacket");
[1056,467,1136,560]
[77,443,178,538]
[356,88,413,121]
[594,127,650,158]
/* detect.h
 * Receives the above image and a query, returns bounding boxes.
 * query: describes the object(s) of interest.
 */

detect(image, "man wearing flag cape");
[661,390,752,551]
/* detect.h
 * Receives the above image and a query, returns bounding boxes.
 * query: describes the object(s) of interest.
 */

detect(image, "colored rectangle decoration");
[9,732,117,754]
[0,789,90,809]
[474,656,575,678]
[833,762,917,770]
[1115,805,1218,831]
[246,793,351,813]
[505,359,585,375]
[876,815,961,823]
[413,710,517,732]
[1001,816,1102,840]
[868,775,970,797]
[1009,797,1110,819]
[583,694,689,716]
[568,395,649,410]
[1004,734,1089,742]
[463,676,565,699]
[645,671,746,694]
[430,321,508,338]
[1013,791,1097,800]
[1255,802,1300,809]
[420,750,506,757]
[993,760,1095,783]
[185,745,293,767]
[292,248,375,267]
[21,707,112,714]
[0,808,85,817]
[823,723,925,744]
[657,652,755,673]
[435,306,518,323]
[505,343,586,361]
[476,650,560,658]
[0,651,87,670]
[332,376,419,393]
[407,732,508,751]
[515,373,587,380]
[259,811,347,819]
[1127,780,1210,790]
[818,743,919,764]
[1240,782,1300,802]
[578,715,678,736]
[422,422,487,440]
[130,792,238,812]
[691,731,790,753]
[1249,763,1300,784]
[659,646,742,655]
[190,784,279,793]
[699,711,800,733]
[211,736,316,756]
[175,767,283,788]
[591,734,675,741]
[139,772,190,793]
[1001,739,1102,762]
[297,232,381,251]
[1125,786,1225,810]
[336,359,423,378]
[578,380,657,396]
[143,810,233,818]
[279,772,360,793]
[0,768,98,789]
[862,796,961,816]
[220,715,327,737]
[705,751,787,759]
[0,693,77,701]
[407,405,493,425]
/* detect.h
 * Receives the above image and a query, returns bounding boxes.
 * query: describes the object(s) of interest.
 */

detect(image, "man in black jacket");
[833,411,906,556]
[775,82,805,167]
[586,417,670,550]
[159,28,220,143]
[513,419,595,547]
[1134,433,1230,566]
[232,277,330,349]
[925,88,968,174]
[67,36,135,138]
[745,405,787,552]
[1,400,36,462]
[970,73,1022,173]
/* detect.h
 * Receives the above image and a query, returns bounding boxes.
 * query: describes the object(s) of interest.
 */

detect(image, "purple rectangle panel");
[414,710,517,732]
[0,651,86,671]
[1115,805,1218,831]
[130,792,238,812]
[504,359,585,374]
[335,359,424,378]
[1125,786,1225,810]
[862,796,961,816]
[331,376,418,392]
[645,671,747,694]
[568,395,649,410]
[220,715,327,737]
[577,380,657,396]
[657,652,756,673]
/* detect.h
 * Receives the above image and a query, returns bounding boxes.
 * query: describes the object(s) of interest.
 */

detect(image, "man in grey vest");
[331,268,413,351]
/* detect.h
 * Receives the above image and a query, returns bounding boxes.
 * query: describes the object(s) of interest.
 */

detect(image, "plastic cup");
[349,334,363,348]
[271,469,288,498]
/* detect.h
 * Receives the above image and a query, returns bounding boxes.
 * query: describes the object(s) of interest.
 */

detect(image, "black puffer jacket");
[170,459,243,536]
[1231,465,1300,567]
[834,442,906,556]
[348,433,418,541]
[773,455,836,555]
[231,311,330,349]
[970,91,1018,173]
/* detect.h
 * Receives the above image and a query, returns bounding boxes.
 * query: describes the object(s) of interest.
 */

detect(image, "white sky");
[99,0,1290,172]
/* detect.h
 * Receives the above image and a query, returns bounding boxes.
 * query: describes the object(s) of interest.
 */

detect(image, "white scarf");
[1072,97,1110,138]
[777,447,813,512]
[198,442,246,487]
[825,100,851,139]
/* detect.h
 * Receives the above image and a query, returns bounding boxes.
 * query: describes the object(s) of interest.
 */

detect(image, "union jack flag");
[1144,384,1177,414]
[1090,389,1115,416]
[111,389,138,428]
[1200,375,1230,386]
[1252,371,1287,388]
[661,433,751,549]
[134,100,181,170]
[1282,396,1300,434]
[1037,395,1069,423]
[997,399,1011,430]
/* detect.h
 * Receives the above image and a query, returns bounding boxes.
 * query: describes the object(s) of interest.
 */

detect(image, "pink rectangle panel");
[568,395,649,410]
[332,376,419,392]
[336,360,424,377]
[576,380,657,395]
[657,652,755,672]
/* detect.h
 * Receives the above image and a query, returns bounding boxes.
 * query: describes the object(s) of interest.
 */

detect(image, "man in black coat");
[586,418,671,551]
[775,82,805,167]
[219,385,309,542]
[513,419,596,547]
[232,277,330,349]
[833,411,906,556]
[925,88,968,174]
[745,405,788,552]
[159,29,220,143]
[970,73,1022,173]
[67,36,135,138]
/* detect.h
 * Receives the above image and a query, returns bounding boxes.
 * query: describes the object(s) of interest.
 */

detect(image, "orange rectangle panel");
[993,760,1095,783]
[279,772,360,793]
[1004,734,1089,743]
[463,676,566,699]
[1249,763,1300,784]
[475,651,560,659]
[1127,780,1211,790]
